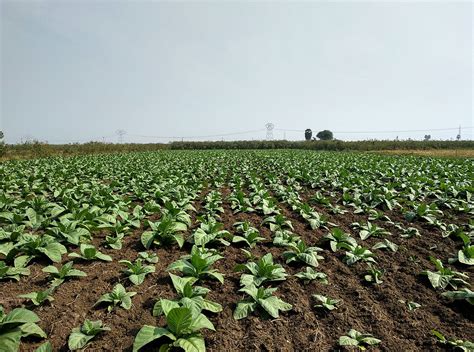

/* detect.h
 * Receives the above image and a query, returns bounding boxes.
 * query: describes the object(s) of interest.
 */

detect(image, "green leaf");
[173,336,206,352]
[132,326,175,352]
[68,331,94,350]
[35,341,53,352]
[233,301,256,320]
[167,307,193,336]
[0,329,22,352]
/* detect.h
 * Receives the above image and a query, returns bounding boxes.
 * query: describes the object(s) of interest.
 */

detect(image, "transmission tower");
[265,123,274,140]
[116,129,126,144]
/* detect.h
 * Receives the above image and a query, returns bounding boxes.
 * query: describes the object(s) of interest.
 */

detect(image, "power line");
[275,126,473,134]
[128,128,266,140]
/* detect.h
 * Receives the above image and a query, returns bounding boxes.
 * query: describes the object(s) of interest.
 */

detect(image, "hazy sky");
[1,0,472,144]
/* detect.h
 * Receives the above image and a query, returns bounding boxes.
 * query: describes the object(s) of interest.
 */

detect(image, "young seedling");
[263,214,294,232]
[421,257,470,290]
[42,261,86,287]
[234,253,287,287]
[18,288,54,307]
[352,221,390,241]
[342,245,376,266]
[119,259,155,285]
[338,329,381,350]
[68,319,110,351]
[167,246,224,284]
[441,288,474,305]
[133,307,214,352]
[273,230,300,247]
[313,294,341,311]
[432,330,474,351]
[94,284,137,312]
[233,284,292,320]
[232,221,265,248]
[294,267,328,284]
[137,251,159,263]
[191,218,232,247]
[104,233,124,250]
[7,234,67,263]
[0,305,47,351]
[364,263,384,284]
[0,260,30,281]
[153,274,222,317]
[141,215,187,249]
[282,240,324,267]
[323,228,357,252]
[372,239,398,252]
[68,244,112,262]
[398,299,421,311]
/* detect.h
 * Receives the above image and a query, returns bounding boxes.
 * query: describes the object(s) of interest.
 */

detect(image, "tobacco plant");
[234,284,292,320]
[94,284,137,312]
[119,259,155,285]
[133,307,214,352]
[42,261,86,287]
[234,253,287,287]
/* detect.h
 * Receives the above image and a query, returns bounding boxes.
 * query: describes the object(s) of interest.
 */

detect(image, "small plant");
[42,261,86,287]
[119,259,155,285]
[282,240,324,267]
[364,263,384,284]
[0,305,47,351]
[372,239,398,252]
[234,253,287,287]
[18,288,54,306]
[68,319,110,350]
[432,330,474,351]
[7,234,67,263]
[323,228,357,252]
[263,214,293,232]
[133,307,214,352]
[342,245,376,266]
[68,244,112,262]
[104,233,124,250]
[168,246,224,284]
[192,218,232,247]
[352,221,391,240]
[233,284,292,320]
[398,299,421,311]
[153,273,222,317]
[0,260,30,281]
[294,267,328,284]
[232,221,265,248]
[94,284,137,312]
[441,288,474,305]
[338,329,381,350]
[137,251,159,263]
[141,215,187,249]
[273,230,300,247]
[313,294,341,311]
[421,257,469,290]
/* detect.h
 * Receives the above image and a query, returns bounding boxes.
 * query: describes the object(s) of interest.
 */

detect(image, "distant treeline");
[169,139,474,151]
[1,139,473,160]
[2,141,167,160]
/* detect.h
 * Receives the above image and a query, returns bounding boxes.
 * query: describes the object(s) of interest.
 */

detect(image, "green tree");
[316,130,333,140]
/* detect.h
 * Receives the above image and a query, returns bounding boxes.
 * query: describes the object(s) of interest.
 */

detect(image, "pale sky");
[1,0,472,144]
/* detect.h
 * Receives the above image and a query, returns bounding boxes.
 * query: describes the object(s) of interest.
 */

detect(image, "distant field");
[0,150,472,351]
[373,149,474,158]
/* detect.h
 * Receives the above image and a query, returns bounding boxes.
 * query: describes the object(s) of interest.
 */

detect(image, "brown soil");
[1,187,472,352]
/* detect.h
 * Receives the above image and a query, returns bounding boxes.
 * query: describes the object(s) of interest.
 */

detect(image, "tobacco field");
[0,150,473,351]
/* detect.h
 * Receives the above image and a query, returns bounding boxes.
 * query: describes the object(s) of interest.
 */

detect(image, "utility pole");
[116,130,126,144]
[456,125,461,141]
[265,123,274,140]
